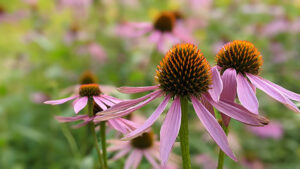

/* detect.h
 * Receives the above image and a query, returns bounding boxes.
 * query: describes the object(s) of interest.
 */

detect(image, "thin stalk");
[100,122,107,168]
[217,121,229,169]
[87,99,105,169]
[179,97,191,169]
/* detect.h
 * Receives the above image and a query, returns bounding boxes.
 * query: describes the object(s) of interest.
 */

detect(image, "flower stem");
[179,97,191,169]
[217,121,229,169]
[87,99,105,169]
[100,122,107,168]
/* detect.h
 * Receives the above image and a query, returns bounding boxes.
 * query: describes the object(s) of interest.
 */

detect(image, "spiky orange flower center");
[153,12,176,32]
[156,43,211,97]
[79,84,101,97]
[79,71,97,84]
[216,40,263,75]
[130,132,154,149]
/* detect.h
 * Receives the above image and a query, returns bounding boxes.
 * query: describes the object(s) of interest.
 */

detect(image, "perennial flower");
[216,40,300,115]
[95,43,268,166]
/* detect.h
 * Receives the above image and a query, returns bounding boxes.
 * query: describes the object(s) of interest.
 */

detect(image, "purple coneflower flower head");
[216,40,300,115]
[108,131,162,169]
[115,11,194,53]
[44,76,136,133]
[95,43,268,166]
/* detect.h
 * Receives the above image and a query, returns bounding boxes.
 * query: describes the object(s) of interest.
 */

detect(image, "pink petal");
[118,85,160,94]
[191,96,236,161]
[157,33,166,53]
[102,95,122,104]
[144,151,160,169]
[44,95,78,105]
[220,68,237,102]
[94,91,163,122]
[93,96,107,110]
[237,73,259,114]
[108,118,136,134]
[122,95,171,140]
[98,97,115,107]
[160,96,182,167]
[112,146,131,161]
[124,151,136,169]
[73,96,88,114]
[132,151,143,169]
[208,66,223,102]
[55,115,88,122]
[247,74,300,113]
[204,94,268,126]
[97,90,162,115]
[173,24,195,43]
[220,68,237,126]
[149,31,162,43]
[253,75,300,102]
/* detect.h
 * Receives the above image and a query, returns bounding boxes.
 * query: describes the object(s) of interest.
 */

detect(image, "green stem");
[179,97,191,169]
[100,122,107,169]
[87,99,105,169]
[217,121,229,169]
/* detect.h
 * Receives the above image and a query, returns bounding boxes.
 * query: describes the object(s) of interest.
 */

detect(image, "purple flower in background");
[45,83,136,133]
[247,121,283,139]
[95,44,268,166]
[108,131,162,169]
[216,40,300,115]
[115,11,194,53]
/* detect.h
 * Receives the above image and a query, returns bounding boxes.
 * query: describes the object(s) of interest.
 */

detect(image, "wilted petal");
[237,73,259,114]
[247,74,300,113]
[160,96,181,167]
[73,96,88,114]
[44,95,78,105]
[191,96,236,161]
[208,66,223,102]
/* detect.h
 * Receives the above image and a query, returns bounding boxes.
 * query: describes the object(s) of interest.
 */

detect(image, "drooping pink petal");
[204,94,268,126]
[107,118,137,134]
[220,68,237,102]
[149,31,162,44]
[112,146,131,160]
[237,73,259,114]
[144,151,160,169]
[72,118,93,128]
[44,95,78,105]
[73,96,88,114]
[122,95,171,140]
[93,96,107,110]
[94,91,163,122]
[191,96,236,161]
[157,33,166,53]
[220,68,237,126]
[173,24,195,43]
[55,115,88,122]
[102,95,122,104]
[208,66,223,102]
[200,97,215,116]
[118,85,160,94]
[252,75,300,102]
[131,150,143,169]
[247,74,300,113]
[160,96,182,167]
[124,151,136,169]
[98,97,115,107]
[96,90,162,115]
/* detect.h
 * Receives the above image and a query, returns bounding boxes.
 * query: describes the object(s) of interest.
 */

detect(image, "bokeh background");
[1,0,300,169]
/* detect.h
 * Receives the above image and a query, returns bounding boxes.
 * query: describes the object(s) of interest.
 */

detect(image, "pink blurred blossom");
[247,121,283,139]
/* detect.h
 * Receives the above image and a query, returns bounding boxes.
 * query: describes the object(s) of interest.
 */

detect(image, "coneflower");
[115,11,194,53]
[216,40,300,115]
[95,43,268,167]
